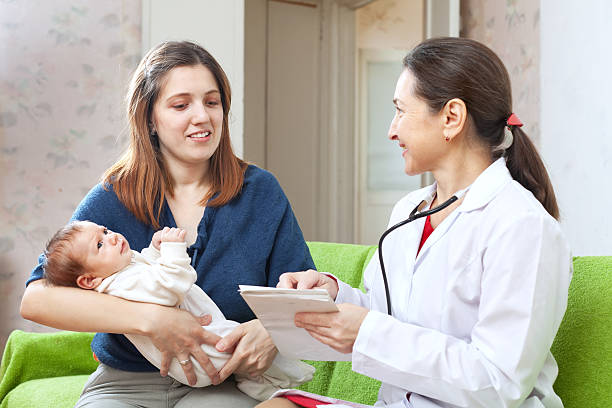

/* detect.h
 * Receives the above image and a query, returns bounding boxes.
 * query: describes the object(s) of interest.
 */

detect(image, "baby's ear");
[76,274,103,290]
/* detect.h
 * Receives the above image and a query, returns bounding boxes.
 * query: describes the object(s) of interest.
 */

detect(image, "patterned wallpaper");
[461,0,540,144]
[356,0,424,50]
[0,0,141,351]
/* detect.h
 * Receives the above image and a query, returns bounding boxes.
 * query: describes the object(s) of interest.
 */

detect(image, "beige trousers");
[74,363,259,408]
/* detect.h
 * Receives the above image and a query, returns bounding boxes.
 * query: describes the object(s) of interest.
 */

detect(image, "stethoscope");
[377,185,471,315]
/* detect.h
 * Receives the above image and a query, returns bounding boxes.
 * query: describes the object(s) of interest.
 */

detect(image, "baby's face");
[72,221,132,279]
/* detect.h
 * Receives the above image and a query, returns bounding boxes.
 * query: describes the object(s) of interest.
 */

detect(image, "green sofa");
[1,243,610,407]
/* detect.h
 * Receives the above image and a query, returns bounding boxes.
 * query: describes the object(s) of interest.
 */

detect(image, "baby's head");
[43,221,132,289]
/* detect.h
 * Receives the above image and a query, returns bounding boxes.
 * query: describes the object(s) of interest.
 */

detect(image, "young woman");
[264,37,571,408]
[21,41,315,407]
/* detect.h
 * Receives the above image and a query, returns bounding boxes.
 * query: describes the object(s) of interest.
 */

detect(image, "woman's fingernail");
[216,341,225,351]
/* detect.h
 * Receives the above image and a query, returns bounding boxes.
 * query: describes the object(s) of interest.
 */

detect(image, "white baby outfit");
[96,241,314,401]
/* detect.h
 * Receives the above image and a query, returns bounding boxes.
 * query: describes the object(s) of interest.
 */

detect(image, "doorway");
[244,0,459,244]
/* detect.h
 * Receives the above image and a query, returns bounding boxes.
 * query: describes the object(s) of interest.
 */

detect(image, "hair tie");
[506,113,523,128]
[496,113,522,152]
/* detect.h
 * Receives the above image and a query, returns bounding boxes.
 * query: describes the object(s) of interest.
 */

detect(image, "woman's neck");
[164,156,210,191]
[163,158,211,245]
[432,146,492,203]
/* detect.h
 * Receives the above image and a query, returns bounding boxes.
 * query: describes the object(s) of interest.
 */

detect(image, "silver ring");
[178,359,190,366]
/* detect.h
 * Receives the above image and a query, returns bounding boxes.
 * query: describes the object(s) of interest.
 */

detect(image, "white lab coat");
[335,158,572,408]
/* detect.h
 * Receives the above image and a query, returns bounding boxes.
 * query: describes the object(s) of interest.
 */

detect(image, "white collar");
[459,157,512,212]
[404,158,512,213]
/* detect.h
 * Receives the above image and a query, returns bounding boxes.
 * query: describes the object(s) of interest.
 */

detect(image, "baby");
[42,220,314,401]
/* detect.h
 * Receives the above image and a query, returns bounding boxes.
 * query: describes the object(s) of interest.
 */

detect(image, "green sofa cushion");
[1,375,89,408]
[551,256,612,407]
[0,330,97,399]
[0,330,96,408]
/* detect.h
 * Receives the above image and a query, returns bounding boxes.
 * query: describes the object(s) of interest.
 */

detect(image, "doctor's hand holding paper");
[276,271,366,354]
[260,37,572,408]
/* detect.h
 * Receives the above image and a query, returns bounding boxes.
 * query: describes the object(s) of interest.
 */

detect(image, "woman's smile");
[187,130,212,140]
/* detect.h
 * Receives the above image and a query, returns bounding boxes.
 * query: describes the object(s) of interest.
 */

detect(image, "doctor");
[259,37,572,408]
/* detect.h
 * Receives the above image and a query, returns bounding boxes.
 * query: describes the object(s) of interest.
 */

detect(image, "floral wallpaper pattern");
[461,0,540,144]
[0,0,141,352]
[356,0,423,50]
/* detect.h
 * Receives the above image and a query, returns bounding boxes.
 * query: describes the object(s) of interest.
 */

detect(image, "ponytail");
[505,127,559,220]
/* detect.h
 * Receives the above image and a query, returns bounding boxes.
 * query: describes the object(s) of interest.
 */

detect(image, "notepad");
[239,285,351,361]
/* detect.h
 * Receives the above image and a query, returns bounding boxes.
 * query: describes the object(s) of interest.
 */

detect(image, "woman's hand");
[295,303,369,354]
[215,319,278,381]
[144,304,221,386]
[277,269,339,300]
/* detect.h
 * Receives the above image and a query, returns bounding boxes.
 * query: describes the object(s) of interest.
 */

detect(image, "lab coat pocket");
[442,254,482,337]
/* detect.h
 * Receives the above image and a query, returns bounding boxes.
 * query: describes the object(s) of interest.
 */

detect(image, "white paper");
[239,285,351,361]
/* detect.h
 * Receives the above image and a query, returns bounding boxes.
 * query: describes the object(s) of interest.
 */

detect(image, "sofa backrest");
[551,256,612,407]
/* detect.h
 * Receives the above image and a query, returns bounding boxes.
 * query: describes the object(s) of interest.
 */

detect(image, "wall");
[356,0,423,50]
[142,0,245,157]
[540,0,612,255]
[0,0,141,350]
[460,0,541,144]
[462,0,612,255]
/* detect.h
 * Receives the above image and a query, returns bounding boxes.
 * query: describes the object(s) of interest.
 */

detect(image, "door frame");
[244,0,359,243]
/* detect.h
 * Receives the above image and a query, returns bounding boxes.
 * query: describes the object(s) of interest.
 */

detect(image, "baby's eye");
[103,228,108,234]
[97,241,103,249]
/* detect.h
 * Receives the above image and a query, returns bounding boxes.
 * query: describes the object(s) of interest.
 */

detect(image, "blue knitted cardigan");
[28,165,315,371]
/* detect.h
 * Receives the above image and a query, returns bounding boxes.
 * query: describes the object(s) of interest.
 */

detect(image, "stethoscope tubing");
[377,195,459,315]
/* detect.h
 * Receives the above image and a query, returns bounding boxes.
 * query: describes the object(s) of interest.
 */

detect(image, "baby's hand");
[152,227,186,250]
[160,227,187,244]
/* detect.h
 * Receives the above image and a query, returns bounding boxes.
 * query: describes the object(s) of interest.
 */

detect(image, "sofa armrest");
[0,330,97,402]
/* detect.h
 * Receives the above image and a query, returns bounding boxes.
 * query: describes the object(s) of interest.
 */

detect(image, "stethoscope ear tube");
[377,195,459,315]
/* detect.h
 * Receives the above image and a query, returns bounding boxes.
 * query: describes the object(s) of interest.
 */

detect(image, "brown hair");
[103,41,248,228]
[403,37,559,219]
[43,222,86,288]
